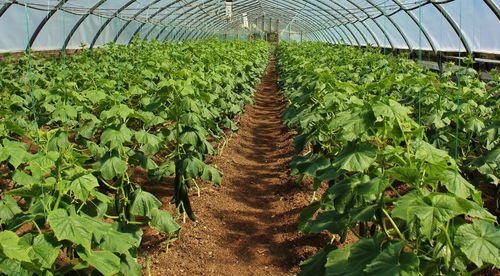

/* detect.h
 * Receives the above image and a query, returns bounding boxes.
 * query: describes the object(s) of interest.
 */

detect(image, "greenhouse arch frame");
[0,0,498,54]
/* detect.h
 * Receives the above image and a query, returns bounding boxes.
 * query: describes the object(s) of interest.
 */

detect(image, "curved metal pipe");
[431,1,471,53]
[325,2,371,46]
[172,1,333,42]
[27,0,69,51]
[365,0,412,50]
[162,0,218,41]
[182,1,341,43]
[125,0,183,44]
[180,0,331,41]
[299,0,360,45]
[62,0,109,51]
[171,0,256,41]
[89,0,138,49]
[392,0,437,53]
[343,0,395,49]
[0,2,14,18]
[112,0,162,43]
[483,0,499,20]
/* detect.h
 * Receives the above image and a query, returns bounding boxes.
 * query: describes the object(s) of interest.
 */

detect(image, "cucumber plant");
[278,42,499,275]
[0,39,269,275]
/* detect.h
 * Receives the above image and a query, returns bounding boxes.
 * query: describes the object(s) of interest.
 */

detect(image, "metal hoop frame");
[1,0,498,54]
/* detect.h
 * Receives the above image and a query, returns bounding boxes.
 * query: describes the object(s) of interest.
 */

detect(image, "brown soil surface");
[139,56,328,275]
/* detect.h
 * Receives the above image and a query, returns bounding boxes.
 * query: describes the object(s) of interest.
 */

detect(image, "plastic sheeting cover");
[0,0,498,54]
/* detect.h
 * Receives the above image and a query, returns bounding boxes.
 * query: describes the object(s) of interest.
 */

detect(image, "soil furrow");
[140,55,326,276]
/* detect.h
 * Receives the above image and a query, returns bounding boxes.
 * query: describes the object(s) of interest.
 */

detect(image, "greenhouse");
[0,0,499,275]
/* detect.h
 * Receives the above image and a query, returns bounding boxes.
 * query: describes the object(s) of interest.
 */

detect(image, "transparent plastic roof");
[0,0,498,54]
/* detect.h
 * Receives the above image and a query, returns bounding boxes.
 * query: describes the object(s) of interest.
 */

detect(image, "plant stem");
[396,117,412,166]
[440,224,455,273]
[32,220,42,234]
[382,208,405,240]
[469,264,491,275]
[99,177,119,190]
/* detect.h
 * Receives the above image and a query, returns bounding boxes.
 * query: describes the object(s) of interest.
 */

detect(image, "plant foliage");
[0,39,269,274]
[278,42,499,275]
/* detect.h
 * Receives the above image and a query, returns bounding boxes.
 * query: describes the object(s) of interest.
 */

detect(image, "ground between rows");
[139,55,327,275]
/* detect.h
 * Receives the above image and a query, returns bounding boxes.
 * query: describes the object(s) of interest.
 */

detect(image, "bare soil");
[138,56,328,275]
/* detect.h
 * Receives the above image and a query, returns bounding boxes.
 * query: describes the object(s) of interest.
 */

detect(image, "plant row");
[0,39,269,275]
[277,42,499,275]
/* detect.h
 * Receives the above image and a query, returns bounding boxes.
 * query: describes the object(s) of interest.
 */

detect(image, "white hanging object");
[242,13,249,29]
[225,0,233,20]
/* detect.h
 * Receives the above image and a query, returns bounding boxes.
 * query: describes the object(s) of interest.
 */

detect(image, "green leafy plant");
[278,42,499,275]
[0,39,268,275]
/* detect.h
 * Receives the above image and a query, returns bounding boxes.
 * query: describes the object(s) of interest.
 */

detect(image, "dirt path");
[140,55,326,275]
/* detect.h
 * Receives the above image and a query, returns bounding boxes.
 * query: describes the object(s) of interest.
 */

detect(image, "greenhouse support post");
[437,52,444,75]
[262,15,265,33]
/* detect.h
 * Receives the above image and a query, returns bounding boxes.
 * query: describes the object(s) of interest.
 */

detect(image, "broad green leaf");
[469,147,500,170]
[130,152,159,170]
[200,165,222,185]
[342,235,386,275]
[0,145,8,162]
[30,234,61,269]
[427,111,448,129]
[2,139,28,168]
[393,192,474,238]
[465,117,485,134]
[149,208,180,234]
[298,202,321,232]
[0,258,31,276]
[78,213,112,242]
[69,174,99,201]
[101,124,132,149]
[135,130,162,155]
[47,209,92,251]
[437,169,476,198]
[387,166,420,186]
[364,241,419,276]
[299,244,336,276]
[291,153,331,177]
[372,99,413,123]
[179,130,199,146]
[0,231,31,262]
[130,85,146,95]
[48,131,70,151]
[326,175,371,212]
[12,170,36,187]
[154,160,175,178]
[120,253,142,276]
[333,144,376,172]
[413,140,450,165]
[179,112,202,127]
[130,189,162,218]
[177,155,205,179]
[356,176,390,202]
[7,184,54,197]
[332,109,374,142]
[27,153,57,179]
[455,220,500,267]
[302,211,348,235]
[76,247,121,276]
[0,196,22,224]
[97,154,128,180]
[51,104,77,122]
[100,104,134,122]
[83,89,107,104]
[349,204,378,222]
[325,246,351,276]
[100,223,141,254]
